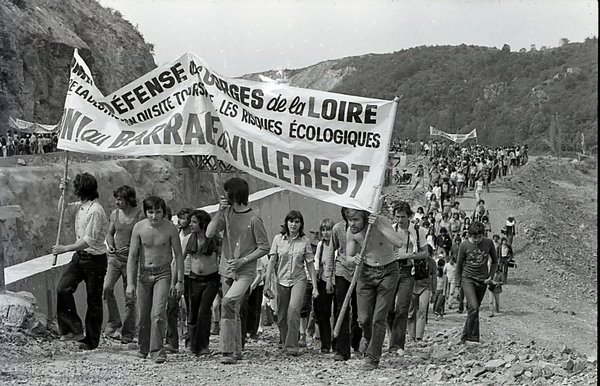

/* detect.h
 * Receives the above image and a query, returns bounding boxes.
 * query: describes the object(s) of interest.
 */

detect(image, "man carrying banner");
[53,172,108,351]
[206,177,270,364]
[346,208,408,371]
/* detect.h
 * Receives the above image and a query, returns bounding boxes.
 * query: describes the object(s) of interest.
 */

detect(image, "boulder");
[0,291,35,328]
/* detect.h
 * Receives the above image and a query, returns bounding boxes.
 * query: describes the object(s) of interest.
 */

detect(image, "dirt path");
[0,157,597,385]
[445,185,597,359]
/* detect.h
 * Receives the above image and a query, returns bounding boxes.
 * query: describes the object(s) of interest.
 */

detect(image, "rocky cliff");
[0,0,156,131]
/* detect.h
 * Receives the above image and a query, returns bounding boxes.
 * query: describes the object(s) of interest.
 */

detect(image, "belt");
[189,271,219,282]
[77,251,105,260]
[363,260,398,271]
[139,263,171,275]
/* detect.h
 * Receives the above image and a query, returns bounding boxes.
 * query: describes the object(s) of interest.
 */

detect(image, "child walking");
[488,269,504,317]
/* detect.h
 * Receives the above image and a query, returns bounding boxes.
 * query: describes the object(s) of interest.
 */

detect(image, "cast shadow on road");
[494,309,532,317]
[505,278,535,286]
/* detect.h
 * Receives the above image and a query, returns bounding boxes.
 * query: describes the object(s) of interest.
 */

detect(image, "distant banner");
[429,126,477,143]
[9,117,58,134]
[57,50,397,211]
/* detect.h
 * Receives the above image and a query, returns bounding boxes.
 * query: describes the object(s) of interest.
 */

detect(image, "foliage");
[329,40,598,151]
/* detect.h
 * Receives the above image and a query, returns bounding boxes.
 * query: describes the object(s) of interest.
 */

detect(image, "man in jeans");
[455,221,498,344]
[126,196,184,363]
[53,172,108,350]
[346,208,407,371]
[104,185,143,343]
[387,201,430,356]
[326,208,363,362]
[206,177,269,364]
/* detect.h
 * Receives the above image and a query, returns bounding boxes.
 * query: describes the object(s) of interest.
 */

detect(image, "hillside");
[0,0,156,131]
[247,40,598,152]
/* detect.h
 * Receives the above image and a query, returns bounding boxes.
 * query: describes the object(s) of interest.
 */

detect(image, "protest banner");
[429,126,477,143]
[58,50,397,211]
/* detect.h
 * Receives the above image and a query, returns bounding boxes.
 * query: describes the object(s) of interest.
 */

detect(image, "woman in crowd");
[182,209,221,356]
[313,218,335,353]
[265,210,318,356]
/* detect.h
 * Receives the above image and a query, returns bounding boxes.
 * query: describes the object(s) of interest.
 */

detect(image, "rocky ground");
[0,155,597,385]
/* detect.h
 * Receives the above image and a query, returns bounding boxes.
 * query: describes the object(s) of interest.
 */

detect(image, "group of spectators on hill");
[1,131,60,157]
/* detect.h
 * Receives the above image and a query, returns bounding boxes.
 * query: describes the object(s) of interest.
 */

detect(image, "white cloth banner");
[9,117,58,134]
[58,50,397,211]
[429,126,477,143]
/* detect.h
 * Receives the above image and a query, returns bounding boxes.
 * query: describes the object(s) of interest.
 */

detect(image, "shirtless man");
[126,196,184,363]
[104,185,143,343]
[345,208,405,371]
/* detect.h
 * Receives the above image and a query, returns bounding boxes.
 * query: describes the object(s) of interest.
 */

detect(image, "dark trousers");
[457,286,465,312]
[188,273,219,353]
[333,275,362,359]
[356,262,400,363]
[432,290,445,315]
[388,265,415,351]
[314,279,334,351]
[57,252,107,349]
[461,278,487,342]
[166,291,180,349]
[246,285,264,336]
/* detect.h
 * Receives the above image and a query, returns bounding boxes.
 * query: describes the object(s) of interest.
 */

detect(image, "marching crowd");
[1,131,60,156]
[51,141,524,371]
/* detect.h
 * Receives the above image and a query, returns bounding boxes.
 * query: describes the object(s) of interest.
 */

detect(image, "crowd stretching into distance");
[48,140,524,371]
[1,131,60,156]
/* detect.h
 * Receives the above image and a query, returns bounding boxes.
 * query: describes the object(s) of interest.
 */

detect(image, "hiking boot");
[137,352,148,359]
[164,344,179,354]
[220,353,237,364]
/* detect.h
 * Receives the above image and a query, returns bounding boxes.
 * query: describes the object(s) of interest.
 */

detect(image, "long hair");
[280,210,305,237]
[190,209,220,256]
[113,185,137,207]
[224,177,249,206]
[143,196,167,217]
[343,208,369,228]
[318,218,335,242]
[73,173,99,201]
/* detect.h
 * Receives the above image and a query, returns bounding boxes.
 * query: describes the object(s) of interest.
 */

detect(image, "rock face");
[0,0,156,130]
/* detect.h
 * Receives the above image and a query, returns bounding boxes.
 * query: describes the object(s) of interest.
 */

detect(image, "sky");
[98,0,598,77]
